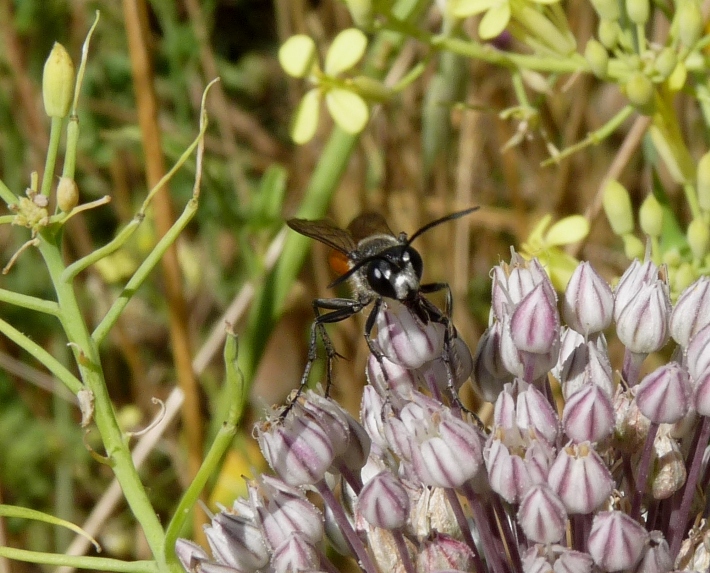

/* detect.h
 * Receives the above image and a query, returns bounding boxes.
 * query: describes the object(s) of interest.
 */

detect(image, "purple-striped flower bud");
[552,326,584,381]
[205,512,269,571]
[486,431,549,503]
[366,353,419,398]
[356,470,409,529]
[491,253,550,321]
[670,276,710,348]
[406,408,484,489]
[500,314,558,381]
[635,362,691,424]
[175,538,209,572]
[418,336,473,395]
[511,283,560,355]
[511,380,559,444]
[249,475,323,550]
[563,384,614,443]
[615,279,671,354]
[588,511,648,571]
[547,442,613,514]
[563,262,614,335]
[416,532,477,573]
[522,545,593,573]
[693,366,710,416]
[302,392,371,472]
[634,530,673,573]
[560,340,614,400]
[614,260,659,322]
[256,407,335,486]
[375,301,445,369]
[651,429,686,499]
[517,484,568,543]
[270,532,319,573]
[687,323,710,381]
[360,385,388,448]
[472,321,514,402]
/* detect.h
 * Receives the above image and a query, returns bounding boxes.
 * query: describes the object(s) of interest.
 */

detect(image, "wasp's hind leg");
[281,297,369,418]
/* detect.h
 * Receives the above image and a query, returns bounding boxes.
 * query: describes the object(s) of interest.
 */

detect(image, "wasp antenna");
[406,206,480,245]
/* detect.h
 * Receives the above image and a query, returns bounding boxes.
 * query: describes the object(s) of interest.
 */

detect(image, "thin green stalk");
[91,198,199,345]
[0,177,17,206]
[38,238,167,562]
[0,289,60,315]
[62,116,79,180]
[236,128,359,383]
[541,105,635,166]
[0,317,82,395]
[40,116,64,198]
[163,331,246,556]
[432,36,587,74]
[62,218,141,282]
[0,214,16,224]
[0,547,157,573]
[683,183,702,221]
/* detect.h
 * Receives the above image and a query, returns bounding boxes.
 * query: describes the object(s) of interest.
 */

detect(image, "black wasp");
[285,206,479,412]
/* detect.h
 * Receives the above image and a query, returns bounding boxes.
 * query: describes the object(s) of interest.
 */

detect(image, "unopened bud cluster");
[178,253,710,573]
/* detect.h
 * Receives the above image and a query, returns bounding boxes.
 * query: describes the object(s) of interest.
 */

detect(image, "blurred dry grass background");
[0,0,705,568]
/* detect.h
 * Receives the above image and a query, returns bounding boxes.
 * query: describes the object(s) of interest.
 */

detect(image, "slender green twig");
[0,547,157,573]
[0,177,17,206]
[0,318,82,395]
[163,331,246,556]
[541,105,636,166]
[61,218,141,282]
[40,116,64,198]
[0,288,60,315]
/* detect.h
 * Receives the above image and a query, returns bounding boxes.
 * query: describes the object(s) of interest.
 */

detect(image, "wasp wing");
[347,212,395,243]
[287,218,357,255]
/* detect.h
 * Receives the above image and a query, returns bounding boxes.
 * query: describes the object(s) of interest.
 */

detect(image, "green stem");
[92,199,198,345]
[62,115,79,180]
[541,105,635,166]
[0,177,17,206]
[163,332,246,556]
[683,183,702,221]
[40,116,64,198]
[0,288,60,315]
[38,238,167,562]
[62,218,141,282]
[432,36,586,74]
[0,317,83,395]
[0,547,157,573]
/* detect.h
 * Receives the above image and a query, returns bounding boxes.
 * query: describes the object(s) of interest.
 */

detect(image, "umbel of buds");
[178,252,710,573]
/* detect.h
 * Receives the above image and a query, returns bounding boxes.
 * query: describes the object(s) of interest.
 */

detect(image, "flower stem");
[40,116,63,198]
[669,416,710,558]
[631,421,659,521]
[448,487,489,573]
[315,479,378,573]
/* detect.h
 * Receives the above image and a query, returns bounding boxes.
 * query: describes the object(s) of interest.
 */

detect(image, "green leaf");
[453,0,500,16]
[325,88,369,134]
[279,35,318,78]
[325,28,368,76]
[545,215,590,246]
[291,89,322,144]
[478,2,511,39]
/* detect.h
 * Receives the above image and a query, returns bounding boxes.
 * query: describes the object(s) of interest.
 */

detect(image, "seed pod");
[585,39,609,78]
[639,193,663,237]
[602,180,634,235]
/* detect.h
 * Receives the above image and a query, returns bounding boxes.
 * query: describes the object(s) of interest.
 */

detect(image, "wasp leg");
[417,290,479,422]
[281,297,369,418]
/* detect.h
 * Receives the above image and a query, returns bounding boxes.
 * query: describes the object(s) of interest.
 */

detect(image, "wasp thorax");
[365,246,423,300]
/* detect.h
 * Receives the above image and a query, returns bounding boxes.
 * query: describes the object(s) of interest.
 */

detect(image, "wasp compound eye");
[404,246,423,280]
[367,259,398,299]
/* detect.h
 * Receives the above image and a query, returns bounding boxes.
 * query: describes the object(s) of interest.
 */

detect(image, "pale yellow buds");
[639,194,664,237]
[626,0,650,25]
[585,40,609,78]
[603,180,634,235]
[42,43,75,119]
[696,151,710,211]
[625,72,654,111]
[57,177,79,212]
[687,218,709,261]
[677,0,703,48]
